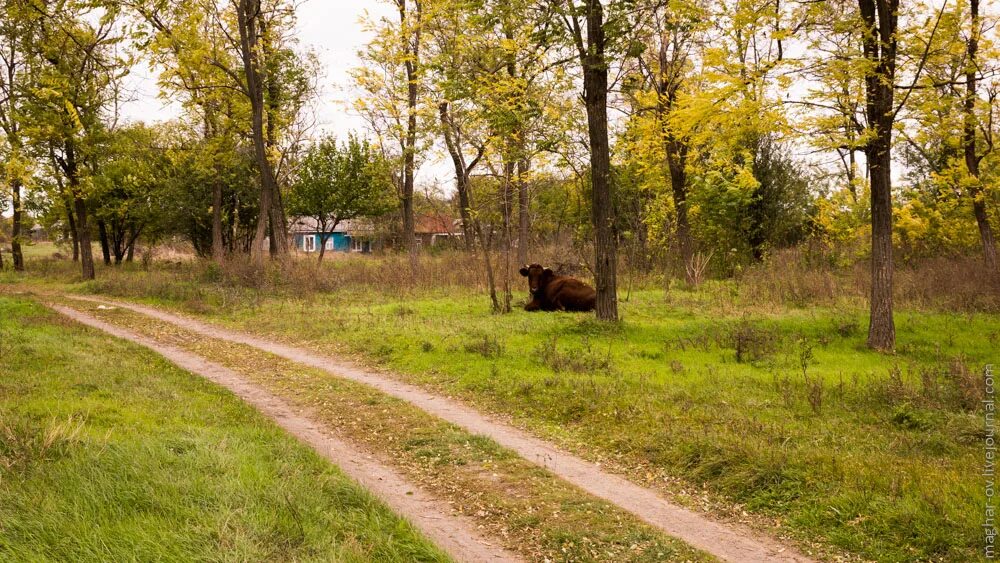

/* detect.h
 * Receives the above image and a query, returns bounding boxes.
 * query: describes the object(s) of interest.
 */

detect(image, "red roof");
[415,213,461,235]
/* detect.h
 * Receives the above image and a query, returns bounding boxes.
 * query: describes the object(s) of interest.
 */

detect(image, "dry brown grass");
[736,248,1000,312]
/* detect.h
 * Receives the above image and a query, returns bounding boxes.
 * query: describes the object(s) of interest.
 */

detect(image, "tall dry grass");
[23,242,996,314]
[736,248,1000,312]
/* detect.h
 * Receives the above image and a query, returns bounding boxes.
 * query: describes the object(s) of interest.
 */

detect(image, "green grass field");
[2,254,994,561]
[0,296,448,562]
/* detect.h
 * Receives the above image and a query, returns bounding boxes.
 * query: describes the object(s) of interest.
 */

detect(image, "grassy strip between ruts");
[69,282,993,562]
[0,296,449,562]
[62,298,718,563]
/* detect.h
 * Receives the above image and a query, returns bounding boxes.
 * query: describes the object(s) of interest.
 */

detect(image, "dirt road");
[63,295,814,563]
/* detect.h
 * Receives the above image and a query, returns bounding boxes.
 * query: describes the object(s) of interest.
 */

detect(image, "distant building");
[414,213,463,248]
[290,213,463,255]
[289,217,374,254]
[29,224,46,242]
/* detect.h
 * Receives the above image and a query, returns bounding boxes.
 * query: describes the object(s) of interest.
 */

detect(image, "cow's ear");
[543,268,554,277]
[519,266,529,277]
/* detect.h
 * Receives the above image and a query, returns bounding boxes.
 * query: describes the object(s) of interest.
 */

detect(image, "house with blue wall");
[289,214,461,255]
[289,217,373,254]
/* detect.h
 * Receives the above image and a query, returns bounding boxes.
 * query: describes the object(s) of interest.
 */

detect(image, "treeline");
[1,0,998,351]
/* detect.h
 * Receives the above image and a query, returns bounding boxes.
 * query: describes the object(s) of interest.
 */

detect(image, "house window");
[304,236,316,252]
[326,238,335,251]
[351,238,363,252]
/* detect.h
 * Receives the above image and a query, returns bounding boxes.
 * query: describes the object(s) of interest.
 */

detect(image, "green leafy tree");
[0,0,35,272]
[287,135,395,262]
[21,0,129,280]
[90,124,171,264]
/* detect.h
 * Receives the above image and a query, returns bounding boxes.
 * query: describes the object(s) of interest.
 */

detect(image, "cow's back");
[546,276,597,312]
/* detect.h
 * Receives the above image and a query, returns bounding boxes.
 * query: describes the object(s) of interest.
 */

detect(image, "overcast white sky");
[122,1,386,135]
[119,1,453,185]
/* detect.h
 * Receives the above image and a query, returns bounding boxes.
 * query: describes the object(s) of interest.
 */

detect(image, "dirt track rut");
[64,295,815,562]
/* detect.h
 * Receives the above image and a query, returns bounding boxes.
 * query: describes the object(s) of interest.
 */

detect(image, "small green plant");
[831,316,860,338]
[534,336,614,374]
[725,319,779,364]
[890,403,935,430]
[464,334,504,359]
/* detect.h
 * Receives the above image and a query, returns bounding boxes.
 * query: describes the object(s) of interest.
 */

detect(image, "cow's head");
[519,263,553,295]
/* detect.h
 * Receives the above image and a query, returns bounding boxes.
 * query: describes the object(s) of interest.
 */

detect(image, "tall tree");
[130,0,237,262]
[0,0,31,272]
[355,0,428,271]
[963,0,998,271]
[554,0,619,321]
[24,0,128,280]
[626,0,708,280]
[857,0,899,350]
[235,0,287,258]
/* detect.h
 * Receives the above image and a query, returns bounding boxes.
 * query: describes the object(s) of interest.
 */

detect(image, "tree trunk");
[212,178,225,262]
[438,102,475,251]
[517,158,530,265]
[667,143,693,279]
[499,160,515,313]
[867,141,895,350]
[98,220,111,265]
[11,179,24,271]
[963,0,998,272]
[859,0,897,351]
[62,140,95,279]
[582,0,618,321]
[475,220,501,313]
[71,187,95,280]
[237,0,285,260]
[398,0,421,273]
[67,201,79,262]
[264,32,288,259]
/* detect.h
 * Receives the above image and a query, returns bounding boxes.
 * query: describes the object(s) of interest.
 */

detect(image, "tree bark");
[858,0,897,351]
[71,187,95,280]
[67,199,79,262]
[98,219,111,265]
[666,140,692,277]
[318,234,328,263]
[397,0,422,272]
[263,28,289,259]
[517,158,530,265]
[582,0,618,321]
[212,178,225,262]
[867,140,895,350]
[60,140,95,279]
[963,0,998,272]
[11,179,24,271]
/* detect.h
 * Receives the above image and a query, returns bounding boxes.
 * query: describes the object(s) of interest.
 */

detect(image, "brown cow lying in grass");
[519,263,597,312]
